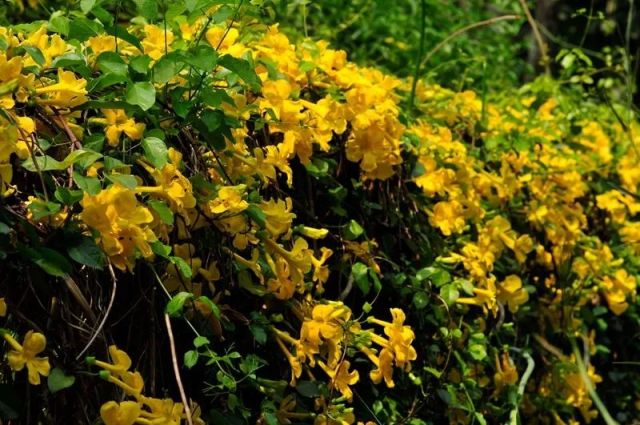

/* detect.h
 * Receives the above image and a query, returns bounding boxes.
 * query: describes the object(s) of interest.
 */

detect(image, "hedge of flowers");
[0,1,639,424]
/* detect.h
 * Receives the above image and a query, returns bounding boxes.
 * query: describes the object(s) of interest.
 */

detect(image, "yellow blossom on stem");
[80,184,156,271]
[100,401,142,425]
[3,330,51,385]
[496,275,529,313]
[318,359,360,401]
[35,68,87,108]
[428,200,466,236]
[367,308,417,370]
[91,109,145,147]
[141,25,174,60]
[361,346,395,388]
[493,352,518,396]
[600,269,636,315]
[207,185,249,215]
[301,302,351,347]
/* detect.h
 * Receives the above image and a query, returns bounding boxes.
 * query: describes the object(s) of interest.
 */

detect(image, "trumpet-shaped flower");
[35,69,87,108]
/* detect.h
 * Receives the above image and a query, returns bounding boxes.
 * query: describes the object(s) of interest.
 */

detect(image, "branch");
[165,313,194,425]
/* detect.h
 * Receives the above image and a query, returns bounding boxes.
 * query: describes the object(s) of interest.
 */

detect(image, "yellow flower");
[0,53,23,108]
[21,26,67,68]
[80,184,156,271]
[3,330,51,385]
[301,302,351,348]
[0,298,6,316]
[92,109,145,147]
[362,346,395,388]
[319,359,360,401]
[601,269,636,315]
[429,200,466,236]
[142,397,184,425]
[35,68,87,108]
[207,185,249,215]
[137,148,196,222]
[100,401,141,425]
[205,26,246,57]
[142,25,174,60]
[368,308,417,370]
[261,197,295,239]
[92,345,133,376]
[493,352,518,395]
[267,256,296,300]
[496,275,529,313]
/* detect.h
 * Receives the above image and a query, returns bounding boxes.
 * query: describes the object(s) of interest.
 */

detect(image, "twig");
[420,14,522,71]
[517,0,551,75]
[164,313,194,425]
[52,108,82,150]
[75,263,117,360]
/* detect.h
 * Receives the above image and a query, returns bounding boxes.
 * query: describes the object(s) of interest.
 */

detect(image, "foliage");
[0,0,639,425]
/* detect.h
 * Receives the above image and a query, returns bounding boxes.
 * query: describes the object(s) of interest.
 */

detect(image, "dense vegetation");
[0,1,639,424]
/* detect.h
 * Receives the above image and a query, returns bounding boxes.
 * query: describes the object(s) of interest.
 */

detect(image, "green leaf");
[416,266,451,287]
[97,52,128,76]
[185,45,218,71]
[148,200,174,225]
[47,368,75,394]
[150,240,172,258]
[73,172,101,195]
[413,291,429,309]
[249,323,267,345]
[104,25,142,50]
[153,54,183,84]
[170,256,193,279]
[351,262,370,295]
[80,0,97,14]
[68,236,106,269]
[166,292,194,317]
[440,284,459,306]
[27,200,61,221]
[20,246,72,277]
[296,381,321,398]
[134,0,158,20]
[469,344,487,361]
[22,150,102,172]
[21,155,63,172]
[126,82,155,111]
[184,350,199,369]
[129,55,152,75]
[344,219,364,240]
[142,136,168,169]
[193,336,210,348]
[106,174,137,189]
[68,18,103,42]
[194,109,227,150]
[218,55,260,89]
[49,14,70,36]
[196,295,221,319]
[19,46,45,66]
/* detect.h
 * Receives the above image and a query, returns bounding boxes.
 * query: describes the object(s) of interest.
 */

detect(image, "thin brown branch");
[74,263,117,360]
[517,0,551,75]
[164,314,194,425]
